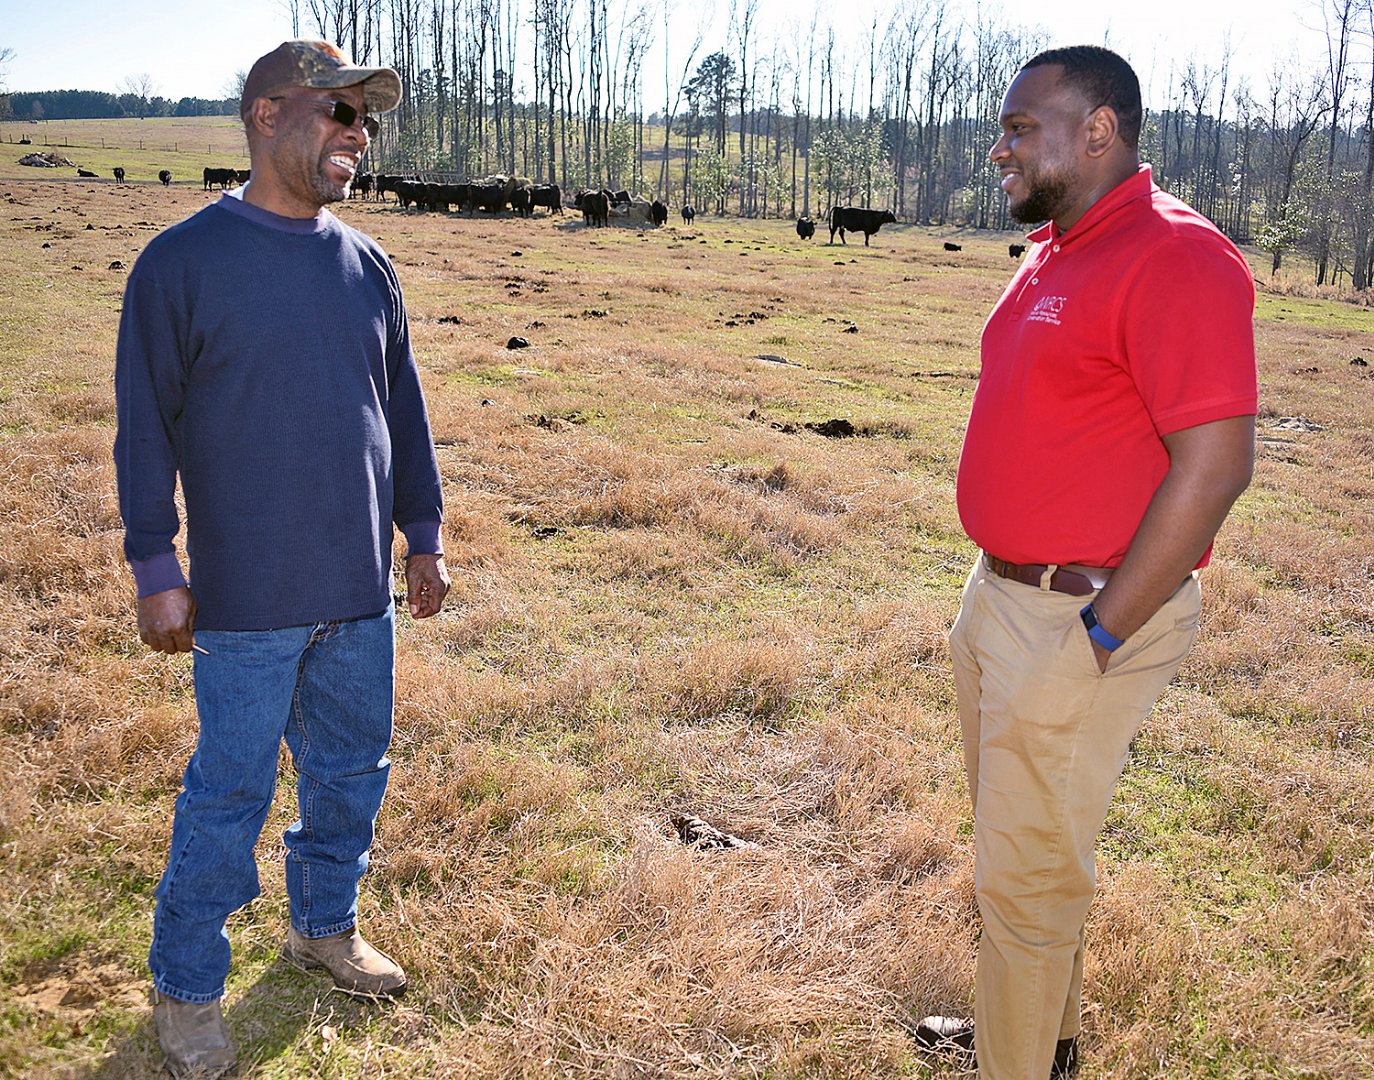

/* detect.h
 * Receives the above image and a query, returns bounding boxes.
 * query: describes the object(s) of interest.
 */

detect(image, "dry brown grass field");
[0,153,1371,1079]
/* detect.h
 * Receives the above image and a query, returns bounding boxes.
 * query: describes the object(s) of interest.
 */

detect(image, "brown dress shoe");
[151,989,236,1079]
[282,926,407,998]
[913,1016,1080,1078]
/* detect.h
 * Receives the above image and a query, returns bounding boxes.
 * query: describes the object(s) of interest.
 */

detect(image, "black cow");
[351,172,374,199]
[529,184,562,214]
[796,216,815,240]
[827,206,897,246]
[511,187,533,216]
[158,169,172,187]
[469,182,507,212]
[650,200,668,227]
[608,189,631,205]
[203,168,236,190]
[1009,243,1026,258]
[374,174,419,203]
[393,179,423,209]
[943,241,962,252]
[235,170,251,184]
[77,168,97,178]
[437,183,470,212]
[113,167,126,184]
[582,190,609,228]
[681,205,695,224]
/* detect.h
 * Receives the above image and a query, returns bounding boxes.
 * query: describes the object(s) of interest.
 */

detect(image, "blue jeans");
[149,606,396,1003]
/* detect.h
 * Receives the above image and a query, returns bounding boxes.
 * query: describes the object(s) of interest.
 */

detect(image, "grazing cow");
[351,172,374,199]
[77,168,98,178]
[608,189,631,205]
[1009,243,1027,258]
[158,169,172,187]
[203,167,236,190]
[582,190,609,228]
[511,187,533,216]
[827,205,897,246]
[529,183,562,214]
[796,216,815,240]
[650,200,668,227]
[113,167,126,184]
[943,241,962,252]
[681,205,695,224]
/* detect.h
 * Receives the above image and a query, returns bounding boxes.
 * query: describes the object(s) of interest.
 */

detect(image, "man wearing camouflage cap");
[114,40,447,1077]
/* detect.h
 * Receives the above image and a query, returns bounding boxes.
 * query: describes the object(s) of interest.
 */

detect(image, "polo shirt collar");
[1025,163,1154,246]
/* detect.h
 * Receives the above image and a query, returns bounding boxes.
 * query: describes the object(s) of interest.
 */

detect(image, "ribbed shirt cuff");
[402,521,443,557]
[130,553,188,598]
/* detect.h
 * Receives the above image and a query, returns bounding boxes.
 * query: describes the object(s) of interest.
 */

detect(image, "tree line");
[1,89,238,122]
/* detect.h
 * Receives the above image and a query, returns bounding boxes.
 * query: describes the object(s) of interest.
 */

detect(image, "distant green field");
[0,115,249,185]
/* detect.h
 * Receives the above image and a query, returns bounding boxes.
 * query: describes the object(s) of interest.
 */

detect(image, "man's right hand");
[137,587,196,654]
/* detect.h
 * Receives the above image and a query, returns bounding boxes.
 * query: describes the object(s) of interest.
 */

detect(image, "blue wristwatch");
[1080,604,1124,651]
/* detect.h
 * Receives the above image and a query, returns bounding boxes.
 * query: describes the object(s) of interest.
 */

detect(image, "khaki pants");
[948,555,1200,1079]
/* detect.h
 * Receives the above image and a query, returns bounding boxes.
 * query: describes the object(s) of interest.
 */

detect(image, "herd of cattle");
[360,173,680,229]
[68,166,1026,255]
[348,173,915,246]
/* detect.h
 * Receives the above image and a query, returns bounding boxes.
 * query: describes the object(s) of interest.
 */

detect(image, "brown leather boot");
[282,926,407,998]
[150,989,236,1078]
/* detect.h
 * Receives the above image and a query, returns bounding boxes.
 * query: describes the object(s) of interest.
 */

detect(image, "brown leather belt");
[982,553,1112,597]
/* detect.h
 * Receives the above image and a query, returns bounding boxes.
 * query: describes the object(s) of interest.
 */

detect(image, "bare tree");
[118,73,158,118]
[656,3,707,203]
[1315,0,1360,284]
[731,0,759,214]
[1353,0,1374,287]
[225,69,249,106]
[1260,62,1329,273]
[0,45,13,119]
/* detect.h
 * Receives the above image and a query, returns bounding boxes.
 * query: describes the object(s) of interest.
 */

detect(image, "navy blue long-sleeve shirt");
[114,194,442,631]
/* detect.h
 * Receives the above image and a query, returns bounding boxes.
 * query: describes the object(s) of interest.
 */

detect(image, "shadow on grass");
[74,958,402,1079]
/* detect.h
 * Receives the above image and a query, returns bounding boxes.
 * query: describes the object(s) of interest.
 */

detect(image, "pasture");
[0,157,1371,1079]
[0,116,249,187]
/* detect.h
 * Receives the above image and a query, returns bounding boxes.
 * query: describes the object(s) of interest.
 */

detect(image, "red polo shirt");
[956,165,1257,568]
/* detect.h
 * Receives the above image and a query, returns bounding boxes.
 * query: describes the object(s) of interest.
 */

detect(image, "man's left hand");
[404,553,450,619]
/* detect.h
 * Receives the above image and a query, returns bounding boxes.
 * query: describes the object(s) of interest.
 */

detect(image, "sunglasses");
[269,96,380,139]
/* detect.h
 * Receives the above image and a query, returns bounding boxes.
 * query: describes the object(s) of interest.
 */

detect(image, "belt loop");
[1039,563,1058,591]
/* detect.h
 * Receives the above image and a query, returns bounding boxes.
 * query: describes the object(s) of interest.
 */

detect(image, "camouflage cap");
[240,40,402,119]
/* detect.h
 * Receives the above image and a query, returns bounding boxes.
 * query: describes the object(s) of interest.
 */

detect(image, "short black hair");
[1022,45,1142,150]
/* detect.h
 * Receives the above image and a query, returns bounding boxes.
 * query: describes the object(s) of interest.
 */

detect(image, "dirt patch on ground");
[12,948,147,1016]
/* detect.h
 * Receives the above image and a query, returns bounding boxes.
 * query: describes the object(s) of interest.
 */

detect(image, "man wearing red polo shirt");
[915,46,1257,1079]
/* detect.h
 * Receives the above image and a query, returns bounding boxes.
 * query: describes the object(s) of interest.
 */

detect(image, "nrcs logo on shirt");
[1027,295,1067,326]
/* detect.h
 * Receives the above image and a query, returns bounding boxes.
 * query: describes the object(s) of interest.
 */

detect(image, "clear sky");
[1,0,1341,109]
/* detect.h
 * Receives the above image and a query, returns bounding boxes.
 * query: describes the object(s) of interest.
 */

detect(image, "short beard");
[1009,172,1072,225]
[311,170,349,206]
